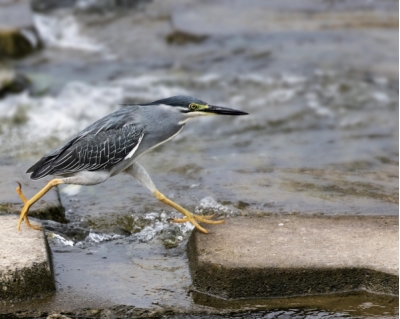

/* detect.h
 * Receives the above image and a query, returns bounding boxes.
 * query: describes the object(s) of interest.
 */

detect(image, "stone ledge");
[0,215,55,300]
[187,215,398,299]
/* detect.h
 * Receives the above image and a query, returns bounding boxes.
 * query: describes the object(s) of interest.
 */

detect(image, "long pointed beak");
[205,105,248,115]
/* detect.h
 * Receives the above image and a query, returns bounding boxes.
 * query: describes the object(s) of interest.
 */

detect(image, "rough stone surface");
[0,0,41,57]
[0,215,55,300]
[0,164,65,224]
[187,215,399,299]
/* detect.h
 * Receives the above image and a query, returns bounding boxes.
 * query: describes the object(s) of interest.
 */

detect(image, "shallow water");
[0,0,398,317]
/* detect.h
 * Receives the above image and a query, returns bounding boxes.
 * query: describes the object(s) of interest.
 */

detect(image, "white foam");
[195,196,234,216]
[136,211,194,243]
[0,82,123,149]
[61,185,82,196]
[371,91,390,104]
[306,92,334,117]
[86,231,122,243]
[34,13,105,52]
[51,233,74,246]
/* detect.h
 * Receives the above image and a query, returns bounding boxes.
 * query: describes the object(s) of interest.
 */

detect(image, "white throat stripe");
[125,132,145,159]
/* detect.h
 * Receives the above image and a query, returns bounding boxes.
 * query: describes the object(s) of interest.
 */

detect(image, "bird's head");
[144,95,248,122]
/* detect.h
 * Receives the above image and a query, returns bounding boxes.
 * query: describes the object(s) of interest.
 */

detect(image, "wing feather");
[29,122,145,179]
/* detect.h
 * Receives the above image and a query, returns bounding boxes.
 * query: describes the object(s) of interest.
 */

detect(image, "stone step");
[0,215,55,300]
[187,215,398,299]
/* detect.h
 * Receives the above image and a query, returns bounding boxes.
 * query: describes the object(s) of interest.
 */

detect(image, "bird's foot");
[172,213,225,234]
[18,216,42,231]
[153,190,225,234]
[15,182,42,231]
[16,182,28,203]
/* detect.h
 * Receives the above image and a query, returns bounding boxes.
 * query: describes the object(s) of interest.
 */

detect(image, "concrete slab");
[0,164,66,224]
[0,215,55,300]
[187,215,399,299]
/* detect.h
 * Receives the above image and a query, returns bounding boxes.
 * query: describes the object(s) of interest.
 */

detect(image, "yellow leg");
[16,182,28,203]
[154,190,225,234]
[15,182,41,230]
[16,179,64,231]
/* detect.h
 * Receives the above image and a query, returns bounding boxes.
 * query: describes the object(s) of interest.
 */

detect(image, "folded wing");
[28,123,144,180]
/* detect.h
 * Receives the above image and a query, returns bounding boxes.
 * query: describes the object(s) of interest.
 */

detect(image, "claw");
[16,178,63,231]
[172,213,225,234]
[154,190,226,234]
[173,215,225,225]
[198,214,216,219]
[16,182,28,204]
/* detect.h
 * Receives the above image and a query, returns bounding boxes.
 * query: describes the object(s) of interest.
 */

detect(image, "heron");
[16,95,248,233]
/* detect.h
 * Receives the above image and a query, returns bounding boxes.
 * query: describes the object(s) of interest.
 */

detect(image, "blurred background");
[0,0,398,316]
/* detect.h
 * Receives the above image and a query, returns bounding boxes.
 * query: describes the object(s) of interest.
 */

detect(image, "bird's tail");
[26,157,54,180]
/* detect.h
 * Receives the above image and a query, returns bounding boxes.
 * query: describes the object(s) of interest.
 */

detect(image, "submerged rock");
[0,0,41,58]
[0,66,30,97]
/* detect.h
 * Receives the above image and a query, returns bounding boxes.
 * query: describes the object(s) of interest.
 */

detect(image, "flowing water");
[0,0,398,317]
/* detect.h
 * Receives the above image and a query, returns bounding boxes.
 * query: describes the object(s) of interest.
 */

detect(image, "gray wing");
[27,107,144,179]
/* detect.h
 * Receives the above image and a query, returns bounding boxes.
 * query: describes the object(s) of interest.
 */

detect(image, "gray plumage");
[27,107,146,179]
[27,98,184,180]
[27,95,248,184]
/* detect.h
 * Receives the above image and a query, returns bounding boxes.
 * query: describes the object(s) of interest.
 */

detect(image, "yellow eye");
[189,103,197,111]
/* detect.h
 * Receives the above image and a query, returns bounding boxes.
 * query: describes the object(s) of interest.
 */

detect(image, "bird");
[16,95,248,234]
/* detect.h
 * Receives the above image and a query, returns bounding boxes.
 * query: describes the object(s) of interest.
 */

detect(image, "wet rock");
[74,0,152,13]
[31,0,77,12]
[159,226,183,249]
[0,215,55,300]
[0,164,66,224]
[187,215,399,299]
[0,67,30,98]
[31,0,151,12]
[0,0,41,58]
[166,30,207,45]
